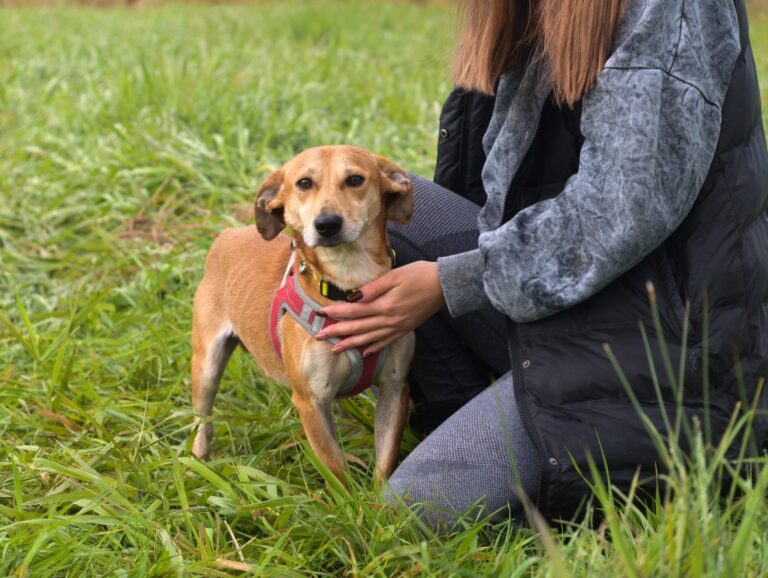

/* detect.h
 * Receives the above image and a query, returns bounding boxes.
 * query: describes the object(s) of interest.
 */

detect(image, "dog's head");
[254,145,413,246]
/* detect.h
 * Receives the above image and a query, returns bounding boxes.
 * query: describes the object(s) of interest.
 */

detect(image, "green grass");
[2,2,768,576]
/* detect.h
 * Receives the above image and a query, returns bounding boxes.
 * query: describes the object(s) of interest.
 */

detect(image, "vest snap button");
[548,457,558,466]
[439,128,449,140]
[522,359,531,369]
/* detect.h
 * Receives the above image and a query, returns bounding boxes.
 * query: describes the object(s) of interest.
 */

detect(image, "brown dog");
[191,145,415,482]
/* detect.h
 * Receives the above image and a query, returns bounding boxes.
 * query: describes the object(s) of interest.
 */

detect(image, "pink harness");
[268,256,384,398]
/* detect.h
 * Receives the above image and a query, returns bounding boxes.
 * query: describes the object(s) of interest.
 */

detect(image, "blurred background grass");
[0,0,763,7]
[0,2,466,575]
[2,1,768,576]
[0,0,452,6]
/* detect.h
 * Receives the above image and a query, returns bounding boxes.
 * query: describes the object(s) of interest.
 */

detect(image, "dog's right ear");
[255,169,285,240]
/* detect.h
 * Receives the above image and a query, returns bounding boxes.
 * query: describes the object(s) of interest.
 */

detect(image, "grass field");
[2,2,768,576]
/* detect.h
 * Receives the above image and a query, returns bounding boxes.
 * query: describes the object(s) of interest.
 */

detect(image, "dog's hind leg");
[191,310,237,459]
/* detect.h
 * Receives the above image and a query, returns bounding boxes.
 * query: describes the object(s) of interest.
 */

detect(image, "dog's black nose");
[314,214,343,238]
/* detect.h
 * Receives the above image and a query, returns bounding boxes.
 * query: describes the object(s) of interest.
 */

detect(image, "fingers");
[314,265,432,353]
[329,328,398,353]
[324,271,398,317]
[317,314,403,341]
[354,273,395,303]
[320,301,373,320]
[321,268,404,317]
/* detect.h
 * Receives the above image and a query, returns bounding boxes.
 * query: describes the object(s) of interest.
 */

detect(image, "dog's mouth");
[313,236,349,248]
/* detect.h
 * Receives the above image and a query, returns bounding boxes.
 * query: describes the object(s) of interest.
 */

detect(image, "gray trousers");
[386,177,539,527]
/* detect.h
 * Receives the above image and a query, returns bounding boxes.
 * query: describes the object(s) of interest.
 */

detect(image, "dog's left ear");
[376,156,414,225]
[255,169,286,241]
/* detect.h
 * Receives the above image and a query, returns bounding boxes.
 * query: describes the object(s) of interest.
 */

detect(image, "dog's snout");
[314,214,343,238]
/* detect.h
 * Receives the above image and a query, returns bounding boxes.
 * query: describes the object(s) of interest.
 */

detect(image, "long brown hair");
[453,0,627,107]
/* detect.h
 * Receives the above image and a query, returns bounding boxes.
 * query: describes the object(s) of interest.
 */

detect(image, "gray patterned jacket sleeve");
[438,0,740,322]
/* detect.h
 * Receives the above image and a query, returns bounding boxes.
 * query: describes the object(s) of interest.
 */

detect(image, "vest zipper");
[507,319,546,515]
[500,95,548,513]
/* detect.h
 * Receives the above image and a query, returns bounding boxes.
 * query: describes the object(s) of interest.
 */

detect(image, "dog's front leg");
[283,322,351,482]
[373,333,415,482]
[291,391,348,481]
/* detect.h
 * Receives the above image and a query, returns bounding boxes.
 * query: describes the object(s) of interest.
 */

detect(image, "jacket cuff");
[437,249,491,317]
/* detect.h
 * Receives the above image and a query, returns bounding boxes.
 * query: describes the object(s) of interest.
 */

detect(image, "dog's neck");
[292,232,392,298]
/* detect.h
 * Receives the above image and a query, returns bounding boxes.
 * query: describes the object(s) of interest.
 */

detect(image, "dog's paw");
[192,422,213,459]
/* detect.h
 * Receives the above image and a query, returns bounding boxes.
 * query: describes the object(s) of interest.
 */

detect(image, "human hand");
[316,260,445,356]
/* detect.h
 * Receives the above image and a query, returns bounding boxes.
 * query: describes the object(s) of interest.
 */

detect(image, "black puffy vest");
[434,0,768,518]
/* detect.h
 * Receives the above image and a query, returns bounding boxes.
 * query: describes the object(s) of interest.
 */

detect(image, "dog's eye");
[296,178,313,191]
[345,175,365,187]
